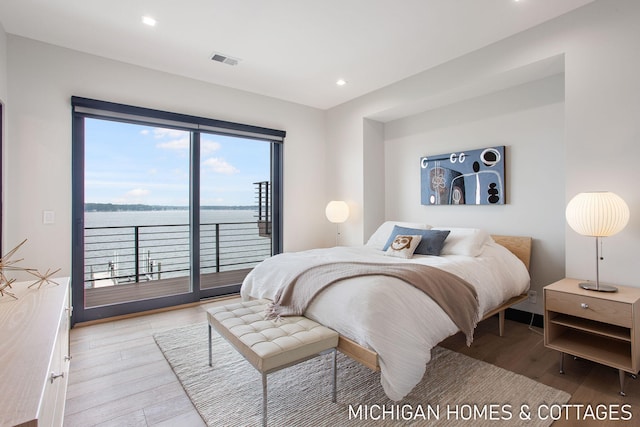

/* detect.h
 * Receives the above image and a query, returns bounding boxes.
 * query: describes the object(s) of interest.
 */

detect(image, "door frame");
[71,97,285,325]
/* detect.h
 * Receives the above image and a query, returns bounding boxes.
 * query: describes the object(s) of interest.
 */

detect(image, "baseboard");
[505,308,544,328]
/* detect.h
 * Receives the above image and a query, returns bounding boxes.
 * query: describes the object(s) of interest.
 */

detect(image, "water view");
[85,208,256,227]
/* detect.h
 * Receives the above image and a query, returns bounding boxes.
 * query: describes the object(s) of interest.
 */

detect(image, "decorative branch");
[0,239,61,299]
[28,268,62,289]
[0,278,18,300]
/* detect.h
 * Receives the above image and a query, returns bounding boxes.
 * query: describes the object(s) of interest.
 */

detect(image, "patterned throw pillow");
[382,225,450,255]
[385,235,422,259]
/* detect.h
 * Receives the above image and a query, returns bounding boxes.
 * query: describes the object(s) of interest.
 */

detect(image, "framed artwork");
[420,146,505,205]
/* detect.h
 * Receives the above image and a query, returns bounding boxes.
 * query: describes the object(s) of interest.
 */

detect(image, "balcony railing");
[84,221,271,289]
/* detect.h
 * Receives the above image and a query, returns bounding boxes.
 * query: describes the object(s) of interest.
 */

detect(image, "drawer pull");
[581,303,589,309]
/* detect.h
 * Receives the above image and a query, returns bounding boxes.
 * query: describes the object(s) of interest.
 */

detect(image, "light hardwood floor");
[65,299,640,426]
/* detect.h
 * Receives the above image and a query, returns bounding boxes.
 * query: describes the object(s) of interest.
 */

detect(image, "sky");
[84,118,270,206]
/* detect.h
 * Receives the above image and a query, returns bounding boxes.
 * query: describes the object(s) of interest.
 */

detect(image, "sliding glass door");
[71,97,284,324]
[198,133,273,294]
[82,119,193,311]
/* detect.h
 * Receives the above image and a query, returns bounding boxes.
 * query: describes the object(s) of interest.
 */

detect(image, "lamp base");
[578,282,618,293]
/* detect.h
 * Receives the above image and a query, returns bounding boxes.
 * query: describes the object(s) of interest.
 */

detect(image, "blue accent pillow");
[382,226,450,256]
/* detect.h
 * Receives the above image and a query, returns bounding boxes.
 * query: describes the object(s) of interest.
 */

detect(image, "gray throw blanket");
[267,262,480,345]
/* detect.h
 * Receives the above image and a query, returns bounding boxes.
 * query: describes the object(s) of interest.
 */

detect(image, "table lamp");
[565,191,630,292]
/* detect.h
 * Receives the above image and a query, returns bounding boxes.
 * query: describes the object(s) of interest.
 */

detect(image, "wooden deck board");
[85,269,251,307]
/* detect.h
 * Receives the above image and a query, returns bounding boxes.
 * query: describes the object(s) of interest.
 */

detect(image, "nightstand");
[544,278,640,396]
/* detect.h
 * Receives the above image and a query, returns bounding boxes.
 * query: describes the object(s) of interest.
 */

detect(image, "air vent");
[210,52,241,66]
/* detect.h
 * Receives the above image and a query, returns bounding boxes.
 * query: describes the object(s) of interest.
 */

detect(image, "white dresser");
[0,277,71,426]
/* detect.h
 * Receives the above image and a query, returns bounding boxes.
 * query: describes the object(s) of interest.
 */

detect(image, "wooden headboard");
[491,235,532,271]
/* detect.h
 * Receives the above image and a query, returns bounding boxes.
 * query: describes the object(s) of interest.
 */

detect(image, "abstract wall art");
[420,146,505,205]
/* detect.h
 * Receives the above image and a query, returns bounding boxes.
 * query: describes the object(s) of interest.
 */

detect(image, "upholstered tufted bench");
[206,299,339,426]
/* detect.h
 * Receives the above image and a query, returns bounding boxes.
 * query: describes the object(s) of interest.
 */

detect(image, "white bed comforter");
[240,241,530,401]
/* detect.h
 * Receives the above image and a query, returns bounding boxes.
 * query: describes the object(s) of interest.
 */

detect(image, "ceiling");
[0,0,594,110]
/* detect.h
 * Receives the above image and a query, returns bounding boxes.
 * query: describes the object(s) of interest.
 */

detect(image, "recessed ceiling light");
[336,79,347,86]
[142,16,157,27]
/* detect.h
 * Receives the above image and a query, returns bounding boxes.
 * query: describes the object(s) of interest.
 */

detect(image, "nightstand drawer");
[546,290,632,328]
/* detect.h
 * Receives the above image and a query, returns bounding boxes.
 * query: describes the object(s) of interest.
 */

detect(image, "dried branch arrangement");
[0,239,61,300]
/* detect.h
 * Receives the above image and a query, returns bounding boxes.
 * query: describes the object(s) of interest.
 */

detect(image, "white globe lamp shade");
[565,192,629,237]
[325,201,349,224]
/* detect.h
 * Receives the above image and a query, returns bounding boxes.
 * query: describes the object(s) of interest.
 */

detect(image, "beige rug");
[154,323,570,426]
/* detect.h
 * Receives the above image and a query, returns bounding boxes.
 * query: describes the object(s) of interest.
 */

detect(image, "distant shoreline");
[85,203,257,212]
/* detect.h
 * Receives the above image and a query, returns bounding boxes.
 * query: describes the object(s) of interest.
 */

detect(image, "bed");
[240,222,531,401]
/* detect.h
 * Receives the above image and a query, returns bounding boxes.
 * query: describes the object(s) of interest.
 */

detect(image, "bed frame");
[337,234,533,371]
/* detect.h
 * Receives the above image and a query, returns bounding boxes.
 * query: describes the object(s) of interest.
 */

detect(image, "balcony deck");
[85,269,251,308]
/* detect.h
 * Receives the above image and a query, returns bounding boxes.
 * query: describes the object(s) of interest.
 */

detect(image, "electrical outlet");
[528,290,537,304]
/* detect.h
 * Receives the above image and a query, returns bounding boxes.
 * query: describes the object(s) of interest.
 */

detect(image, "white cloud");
[151,128,191,154]
[154,136,221,155]
[171,168,189,180]
[114,188,151,204]
[156,136,190,151]
[201,140,222,154]
[153,128,187,139]
[202,197,226,204]
[203,157,239,175]
[127,188,150,197]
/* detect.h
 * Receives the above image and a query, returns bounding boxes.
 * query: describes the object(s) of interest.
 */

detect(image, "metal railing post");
[258,183,263,221]
[215,223,221,273]
[134,226,140,283]
[265,183,270,222]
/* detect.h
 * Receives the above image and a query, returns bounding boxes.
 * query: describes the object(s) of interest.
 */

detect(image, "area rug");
[154,323,570,426]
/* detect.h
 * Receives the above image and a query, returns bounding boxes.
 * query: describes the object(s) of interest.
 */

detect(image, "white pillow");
[431,227,493,257]
[385,235,422,259]
[365,221,431,250]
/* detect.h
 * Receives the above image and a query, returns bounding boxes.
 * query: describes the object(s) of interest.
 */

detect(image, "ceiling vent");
[210,52,241,66]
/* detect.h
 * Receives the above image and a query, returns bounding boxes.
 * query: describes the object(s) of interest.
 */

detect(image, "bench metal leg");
[262,372,268,427]
[208,324,212,367]
[258,350,335,426]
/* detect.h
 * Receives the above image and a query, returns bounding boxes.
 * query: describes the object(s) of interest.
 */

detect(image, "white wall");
[5,36,327,277]
[562,0,640,287]
[0,23,7,103]
[325,104,365,244]
[0,23,7,251]
[362,118,385,241]
[326,0,640,305]
[384,75,565,314]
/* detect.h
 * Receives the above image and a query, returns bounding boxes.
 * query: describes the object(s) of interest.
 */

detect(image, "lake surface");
[85,209,258,227]
[83,209,270,285]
